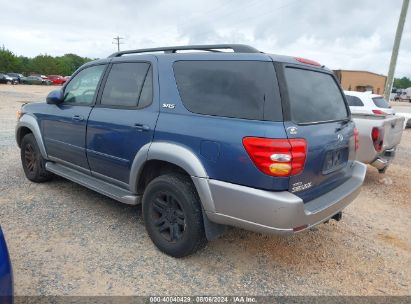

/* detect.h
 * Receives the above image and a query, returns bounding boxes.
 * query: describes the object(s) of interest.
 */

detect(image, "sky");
[0,0,410,78]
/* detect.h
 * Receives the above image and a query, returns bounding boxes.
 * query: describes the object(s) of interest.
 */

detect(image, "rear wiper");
[336,119,350,131]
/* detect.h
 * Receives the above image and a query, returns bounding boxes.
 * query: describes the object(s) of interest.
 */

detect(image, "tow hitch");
[324,212,343,224]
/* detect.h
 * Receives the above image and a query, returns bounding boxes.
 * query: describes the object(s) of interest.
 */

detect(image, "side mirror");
[46,90,63,105]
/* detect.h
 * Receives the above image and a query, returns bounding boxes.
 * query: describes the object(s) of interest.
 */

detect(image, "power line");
[112,36,125,52]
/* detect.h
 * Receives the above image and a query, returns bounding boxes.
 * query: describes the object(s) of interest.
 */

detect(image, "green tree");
[393,77,411,89]
[16,56,31,74]
[0,46,19,73]
[0,46,93,76]
[55,54,92,76]
[30,55,59,75]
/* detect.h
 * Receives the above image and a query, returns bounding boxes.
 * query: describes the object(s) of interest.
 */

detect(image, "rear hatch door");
[278,64,357,202]
[371,96,395,115]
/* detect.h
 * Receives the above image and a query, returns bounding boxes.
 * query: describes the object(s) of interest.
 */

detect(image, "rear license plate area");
[323,148,348,174]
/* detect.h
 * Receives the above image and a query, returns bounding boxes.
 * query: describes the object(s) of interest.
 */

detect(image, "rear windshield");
[284,68,349,123]
[372,97,390,109]
[173,61,280,120]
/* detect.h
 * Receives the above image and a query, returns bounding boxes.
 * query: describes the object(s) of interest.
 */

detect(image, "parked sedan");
[0,226,13,302]
[0,74,18,85]
[7,73,24,83]
[47,75,67,85]
[21,76,52,85]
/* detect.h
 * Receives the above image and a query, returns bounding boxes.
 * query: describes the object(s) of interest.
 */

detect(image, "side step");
[45,162,141,205]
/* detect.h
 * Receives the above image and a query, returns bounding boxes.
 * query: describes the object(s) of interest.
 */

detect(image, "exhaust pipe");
[332,212,342,222]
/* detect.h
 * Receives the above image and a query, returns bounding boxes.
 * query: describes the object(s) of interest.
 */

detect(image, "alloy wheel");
[151,192,186,243]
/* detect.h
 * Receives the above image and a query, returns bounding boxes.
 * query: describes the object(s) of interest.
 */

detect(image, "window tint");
[138,66,153,108]
[64,65,105,105]
[174,61,278,120]
[101,62,151,107]
[372,97,390,109]
[284,68,348,123]
[345,95,364,107]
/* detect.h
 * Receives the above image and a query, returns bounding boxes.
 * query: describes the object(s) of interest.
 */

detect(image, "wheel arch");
[16,115,48,159]
[129,142,215,213]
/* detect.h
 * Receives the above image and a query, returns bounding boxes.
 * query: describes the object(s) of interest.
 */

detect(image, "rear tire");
[20,134,52,182]
[142,173,207,257]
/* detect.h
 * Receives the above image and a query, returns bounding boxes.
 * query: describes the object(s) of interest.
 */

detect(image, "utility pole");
[112,36,124,52]
[384,0,409,100]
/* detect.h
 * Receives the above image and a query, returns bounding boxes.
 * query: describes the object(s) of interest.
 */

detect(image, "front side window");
[100,62,152,108]
[63,65,105,105]
[284,68,349,123]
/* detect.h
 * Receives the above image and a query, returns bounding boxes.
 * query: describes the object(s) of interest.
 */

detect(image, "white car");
[344,91,395,116]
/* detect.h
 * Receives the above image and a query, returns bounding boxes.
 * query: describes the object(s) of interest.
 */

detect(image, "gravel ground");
[0,84,410,296]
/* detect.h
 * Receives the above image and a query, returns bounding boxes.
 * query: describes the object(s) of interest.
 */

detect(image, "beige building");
[334,70,387,95]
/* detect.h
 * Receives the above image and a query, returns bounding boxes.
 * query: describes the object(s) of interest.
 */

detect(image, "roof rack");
[108,44,260,58]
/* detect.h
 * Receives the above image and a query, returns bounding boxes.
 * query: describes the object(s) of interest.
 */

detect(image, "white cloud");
[0,0,409,77]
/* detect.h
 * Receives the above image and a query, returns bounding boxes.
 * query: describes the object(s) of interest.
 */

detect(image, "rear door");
[278,65,356,202]
[345,94,369,115]
[86,60,158,186]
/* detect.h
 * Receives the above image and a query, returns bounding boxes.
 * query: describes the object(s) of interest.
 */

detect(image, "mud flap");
[202,209,226,240]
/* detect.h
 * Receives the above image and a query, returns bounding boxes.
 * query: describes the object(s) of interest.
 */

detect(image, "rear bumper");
[370,147,396,171]
[204,161,367,235]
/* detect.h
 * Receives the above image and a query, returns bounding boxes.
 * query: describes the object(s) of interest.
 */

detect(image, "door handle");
[72,115,84,121]
[133,124,150,131]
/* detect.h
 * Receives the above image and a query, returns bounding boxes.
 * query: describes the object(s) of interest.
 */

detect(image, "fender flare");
[129,142,215,212]
[16,114,48,159]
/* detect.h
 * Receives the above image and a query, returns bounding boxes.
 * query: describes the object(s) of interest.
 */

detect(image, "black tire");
[20,133,52,182]
[142,173,207,257]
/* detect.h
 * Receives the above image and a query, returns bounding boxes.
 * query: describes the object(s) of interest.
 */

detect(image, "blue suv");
[16,44,367,257]
[0,226,13,302]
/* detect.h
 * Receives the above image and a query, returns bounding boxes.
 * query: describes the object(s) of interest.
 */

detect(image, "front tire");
[142,173,207,257]
[20,134,52,182]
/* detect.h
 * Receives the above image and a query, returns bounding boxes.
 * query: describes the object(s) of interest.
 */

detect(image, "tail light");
[294,57,322,67]
[372,109,388,116]
[371,127,383,152]
[242,137,307,177]
[354,127,359,152]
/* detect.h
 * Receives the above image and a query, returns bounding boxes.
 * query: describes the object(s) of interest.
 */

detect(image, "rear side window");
[372,97,390,109]
[138,66,153,108]
[101,62,152,108]
[284,68,348,123]
[173,61,279,120]
[345,95,364,107]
